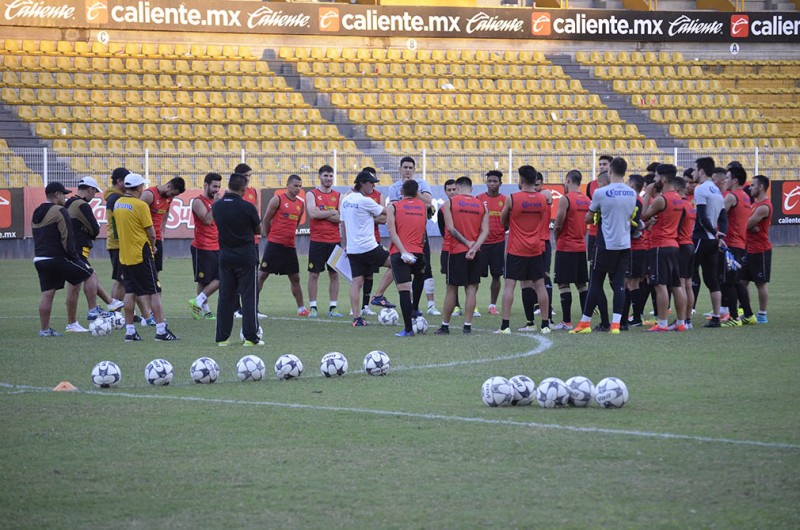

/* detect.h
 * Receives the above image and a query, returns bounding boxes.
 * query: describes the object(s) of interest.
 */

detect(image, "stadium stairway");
[0,103,73,181]
[547,54,684,152]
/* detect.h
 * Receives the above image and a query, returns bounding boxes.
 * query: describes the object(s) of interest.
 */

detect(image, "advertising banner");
[772,180,800,226]
[0,188,25,239]
[1,0,798,43]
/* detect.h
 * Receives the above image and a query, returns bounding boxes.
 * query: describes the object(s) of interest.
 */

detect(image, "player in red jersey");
[553,169,590,331]
[675,177,696,329]
[306,164,343,318]
[476,170,506,316]
[258,174,309,316]
[744,175,772,323]
[189,172,221,320]
[622,174,648,329]
[140,176,186,272]
[585,170,611,329]
[720,165,756,326]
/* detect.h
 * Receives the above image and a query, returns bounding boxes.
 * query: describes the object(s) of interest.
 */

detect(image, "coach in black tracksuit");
[211,172,261,345]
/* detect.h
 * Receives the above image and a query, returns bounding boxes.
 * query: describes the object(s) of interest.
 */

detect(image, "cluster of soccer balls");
[87,312,126,336]
[90,350,393,388]
[378,308,428,334]
[481,375,629,409]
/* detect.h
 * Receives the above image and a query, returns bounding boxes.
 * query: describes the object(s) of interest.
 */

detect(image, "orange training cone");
[53,381,77,392]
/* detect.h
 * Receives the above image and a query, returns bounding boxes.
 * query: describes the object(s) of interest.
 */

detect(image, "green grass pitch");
[1,248,799,527]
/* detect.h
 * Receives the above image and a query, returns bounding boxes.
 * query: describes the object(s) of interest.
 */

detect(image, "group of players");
[33,153,772,341]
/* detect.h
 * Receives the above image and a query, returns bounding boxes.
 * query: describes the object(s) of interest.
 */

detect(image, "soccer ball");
[509,375,536,406]
[481,376,515,407]
[412,316,428,335]
[320,352,348,377]
[565,376,595,407]
[378,308,399,326]
[190,356,219,384]
[111,312,126,330]
[363,350,391,376]
[237,355,266,382]
[595,377,629,409]
[89,317,113,337]
[239,325,264,342]
[91,360,121,388]
[535,377,570,408]
[274,354,304,380]
[144,359,174,386]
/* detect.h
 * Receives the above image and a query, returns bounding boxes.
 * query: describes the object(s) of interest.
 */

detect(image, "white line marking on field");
[1,381,797,450]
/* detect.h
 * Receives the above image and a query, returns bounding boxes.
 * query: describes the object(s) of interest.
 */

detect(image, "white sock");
[330,301,337,308]
[202,303,211,313]
[489,304,496,310]
[156,322,166,334]
[126,324,135,335]
[196,293,208,306]
[309,300,317,308]
[428,300,436,309]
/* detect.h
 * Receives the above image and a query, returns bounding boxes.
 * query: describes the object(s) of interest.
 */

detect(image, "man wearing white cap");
[65,176,116,322]
[114,173,179,342]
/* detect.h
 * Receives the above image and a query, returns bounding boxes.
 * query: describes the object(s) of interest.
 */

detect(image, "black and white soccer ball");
[239,325,264,342]
[595,377,629,409]
[237,355,266,382]
[535,377,570,408]
[565,376,595,407]
[481,376,514,407]
[91,360,121,388]
[320,352,348,377]
[363,350,391,376]
[144,358,174,386]
[89,317,113,337]
[412,316,429,335]
[378,308,399,326]
[111,311,126,330]
[509,375,536,406]
[190,356,219,384]
[274,354,304,380]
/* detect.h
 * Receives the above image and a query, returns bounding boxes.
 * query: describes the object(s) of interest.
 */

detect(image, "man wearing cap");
[65,176,116,321]
[114,173,179,342]
[342,171,392,327]
[32,182,93,336]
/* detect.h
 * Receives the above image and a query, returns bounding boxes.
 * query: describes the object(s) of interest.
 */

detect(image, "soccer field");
[1,248,799,528]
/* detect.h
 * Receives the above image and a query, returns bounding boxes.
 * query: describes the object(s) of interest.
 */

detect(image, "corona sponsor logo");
[531,12,551,36]
[730,14,749,38]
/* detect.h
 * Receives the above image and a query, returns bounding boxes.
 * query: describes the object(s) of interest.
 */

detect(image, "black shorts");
[721,246,746,285]
[154,239,164,272]
[390,252,426,284]
[629,249,648,279]
[349,245,390,279]
[542,239,552,275]
[108,249,123,281]
[191,246,219,285]
[479,241,505,278]
[308,240,338,274]
[504,253,545,282]
[260,242,299,275]
[678,244,694,279]
[440,250,449,275]
[121,256,161,296]
[743,250,771,283]
[648,247,681,287]
[34,257,92,292]
[447,251,482,286]
[553,250,588,285]
[591,247,631,277]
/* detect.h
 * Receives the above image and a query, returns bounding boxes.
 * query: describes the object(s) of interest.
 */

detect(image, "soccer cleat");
[641,319,656,326]
[488,306,499,315]
[427,306,442,316]
[721,318,742,328]
[361,305,377,316]
[143,316,156,326]
[155,328,180,341]
[703,319,721,328]
[702,311,714,318]
[189,299,203,320]
[756,314,768,324]
[203,312,216,320]
[411,309,423,318]
[552,321,573,331]
[107,300,124,312]
[257,311,268,319]
[628,320,643,328]
[494,327,511,334]
[124,331,143,342]
[87,306,113,321]
[234,310,243,319]
[540,326,551,335]
[610,323,621,335]
[370,295,396,308]
[473,309,481,317]
[65,322,89,333]
[395,329,415,337]
[297,308,310,317]
[569,322,592,334]
[741,315,758,325]
[463,326,472,335]
[644,324,669,332]
[619,323,629,332]
[517,325,537,332]
[352,317,368,327]
[308,308,318,318]
[217,340,232,347]
[672,324,688,332]
[452,306,463,317]
[39,328,63,337]
[533,305,541,315]
[593,324,611,333]
[686,322,694,330]
[328,310,344,318]
[433,326,450,335]
[242,340,265,346]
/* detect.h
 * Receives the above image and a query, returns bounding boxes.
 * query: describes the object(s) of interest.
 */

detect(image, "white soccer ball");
[111,311,126,330]
[378,308,399,326]
[91,360,121,388]
[239,325,264,342]
[237,355,266,382]
[363,350,391,376]
[274,354,304,380]
[412,316,428,334]
[481,376,515,407]
[190,356,219,384]
[595,377,629,409]
[89,317,113,337]
[144,358,174,386]
[565,376,595,407]
[320,352,348,377]
[535,377,570,408]
[509,375,536,406]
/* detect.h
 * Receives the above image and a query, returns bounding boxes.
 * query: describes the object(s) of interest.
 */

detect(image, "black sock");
[412,275,424,312]
[362,277,373,308]
[399,290,413,332]
[541,318,550,328]
[544,277,552,314]
[736,283,753,317]
[454,293,460,307]
[631,288,644,323]
[560,290,572,324]
[578,289,587,316]
[622,288,632,324]
[501,319,510,330]
[521,287,536,323]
